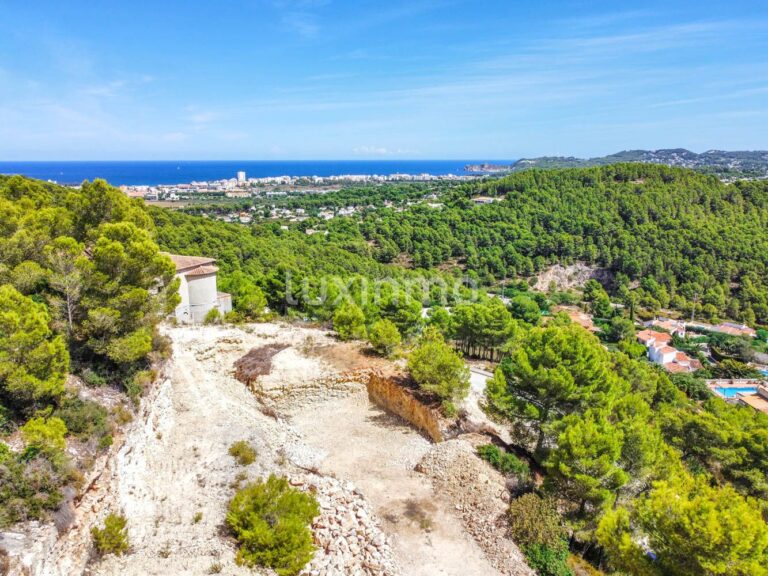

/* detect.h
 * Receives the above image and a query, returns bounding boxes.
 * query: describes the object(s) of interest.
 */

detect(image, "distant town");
[120,170,478,202]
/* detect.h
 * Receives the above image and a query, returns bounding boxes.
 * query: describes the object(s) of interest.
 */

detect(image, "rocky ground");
[9,322,531,576]
[416,439,533,576]
[533,263,611,292]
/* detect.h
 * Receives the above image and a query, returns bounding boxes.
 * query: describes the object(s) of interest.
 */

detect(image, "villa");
[637,329,701,373]
[643,318,686,337]
[686,320,756,338]
[165,253,232,323]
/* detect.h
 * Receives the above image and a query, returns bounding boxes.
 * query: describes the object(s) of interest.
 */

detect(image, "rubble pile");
[416,440,534,576]
[295,476,399,576]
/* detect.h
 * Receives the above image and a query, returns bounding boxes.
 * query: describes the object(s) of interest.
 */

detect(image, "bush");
[524,543,573,576]
[80,367,107,387]
[106,328,153,364]
[333,301,367,341]
[91,513,129,556]
[56,394,111,444]
[228,441,257,466]
[21,416,67,452]
[508,494,572,576]
[711,358,761,379]
[477,444,529,476]
[126,369,154,404]
[204,308,222,325]
[407,327,469,401]
[441,400,457,418]
[227,475,319,576]
[368,319,401,357]
[508,493,567,549]
[0,443,66,527]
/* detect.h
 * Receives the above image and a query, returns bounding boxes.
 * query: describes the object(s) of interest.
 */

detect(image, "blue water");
[761,370,768,377]
[715,386,758,398]
[0,160,512,186]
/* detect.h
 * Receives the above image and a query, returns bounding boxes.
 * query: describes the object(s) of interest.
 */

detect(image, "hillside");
[3,172,768,576]
[360,163,768,324]
[466,149,768,178]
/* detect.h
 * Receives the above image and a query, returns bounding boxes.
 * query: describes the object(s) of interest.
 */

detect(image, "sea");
[0,160,511,186]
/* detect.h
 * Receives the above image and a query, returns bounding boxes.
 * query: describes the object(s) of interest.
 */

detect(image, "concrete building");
[166,253,232,323]
[237,171,246,183]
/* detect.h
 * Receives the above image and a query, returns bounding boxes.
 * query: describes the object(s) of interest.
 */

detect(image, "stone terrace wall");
[367,373,443,442]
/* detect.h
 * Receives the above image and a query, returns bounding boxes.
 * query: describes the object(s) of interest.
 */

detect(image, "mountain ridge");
[466,149,768,178]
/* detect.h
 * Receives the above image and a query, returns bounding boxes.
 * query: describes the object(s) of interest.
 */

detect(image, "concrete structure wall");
[187,274,219,323]
[174,274,191,323]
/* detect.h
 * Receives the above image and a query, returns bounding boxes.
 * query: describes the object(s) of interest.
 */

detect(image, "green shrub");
[204,308,222,325]
[441,400,457,418]
[126,369,154,404]
[228,441,257,466]
[508,493,567,549]
[56,394,111,444]
[91,513,129,556]
[333,301,366,341]
[508,493,572,576]
[617,338,647,359]
[368,319,401,356]
[21,417,67,452]
[106,328,153,364]
[0,442,66,527]
[524,543,573,576]
[80,367,107,387]
[477,444,529,476]
[227,475,319,576]
[407,327,469,401]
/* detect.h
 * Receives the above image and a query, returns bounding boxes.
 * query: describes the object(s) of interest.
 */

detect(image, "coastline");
[0,159,514,187]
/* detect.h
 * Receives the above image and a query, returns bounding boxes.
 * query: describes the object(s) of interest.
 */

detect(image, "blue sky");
[1,0,767,160]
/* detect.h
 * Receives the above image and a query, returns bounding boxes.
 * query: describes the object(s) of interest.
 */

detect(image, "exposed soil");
[533,263,612,292]
[233,343,290,384]
[290,391,526,575]
[28,322,530,576]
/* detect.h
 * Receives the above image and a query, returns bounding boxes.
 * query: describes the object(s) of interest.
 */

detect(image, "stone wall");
[366,373,443,442]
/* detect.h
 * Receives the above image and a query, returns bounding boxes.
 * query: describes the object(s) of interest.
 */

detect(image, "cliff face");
[366,373,444,443]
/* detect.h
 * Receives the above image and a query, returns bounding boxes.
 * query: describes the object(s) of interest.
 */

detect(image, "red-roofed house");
[165,253,232,323]
[644,318,686,337]
[638,329,701,373]
[637,329,672,347]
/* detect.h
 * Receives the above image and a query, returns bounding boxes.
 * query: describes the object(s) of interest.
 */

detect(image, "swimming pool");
[714,386,758,398]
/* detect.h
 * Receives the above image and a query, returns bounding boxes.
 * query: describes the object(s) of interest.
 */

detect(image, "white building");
[166,254,232,323]
[637,329,701,373]
[237,171,246,183]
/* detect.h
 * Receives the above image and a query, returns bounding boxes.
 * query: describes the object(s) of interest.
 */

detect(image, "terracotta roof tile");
[163,253,216,272]
[185,265,219,277]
